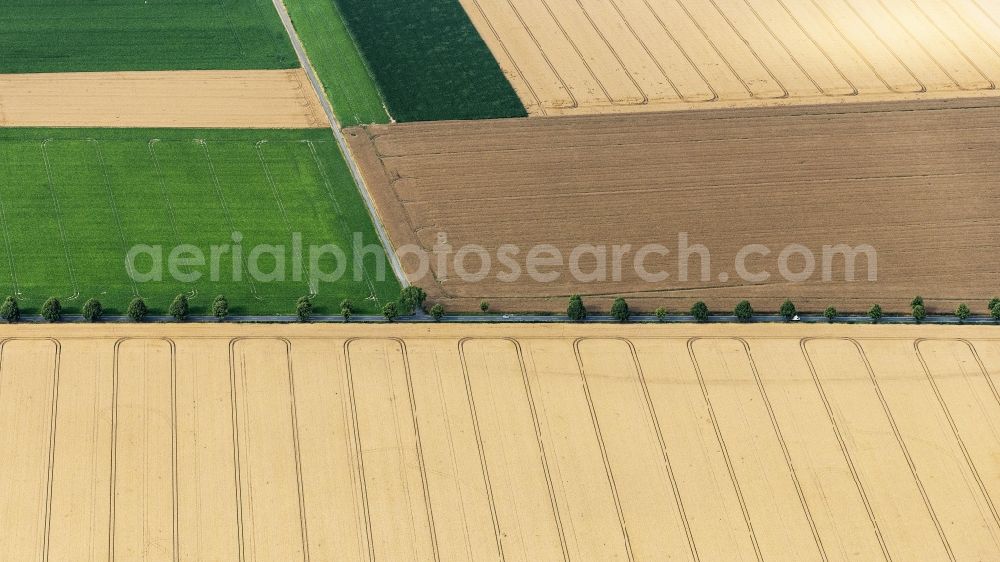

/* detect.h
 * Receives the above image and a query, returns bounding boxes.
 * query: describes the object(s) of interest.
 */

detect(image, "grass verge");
[282,0,390,126]
[0,128,400,316]
[1,0,297,72]
[332,0,527,121]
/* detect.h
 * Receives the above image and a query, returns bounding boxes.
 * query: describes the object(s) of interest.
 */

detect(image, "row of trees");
[4,291,998,324]
[563,295,1000,324]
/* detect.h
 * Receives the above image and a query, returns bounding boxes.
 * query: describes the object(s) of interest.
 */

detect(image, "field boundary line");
[303,140,379,303]
[324,0,394,123]
[465,0,550,113]
[39,140,80,301]
[270,0,408,288]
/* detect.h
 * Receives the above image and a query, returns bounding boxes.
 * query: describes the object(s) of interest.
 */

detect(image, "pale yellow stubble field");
[3,323,1000,560]
[0,69,327,128]
[461,0,1000,116]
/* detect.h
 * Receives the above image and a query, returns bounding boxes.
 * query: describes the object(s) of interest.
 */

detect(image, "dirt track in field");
[461,0,1000,116]
[346,97,1000,314]
[0,69,327,128]
[3,322,1000,560]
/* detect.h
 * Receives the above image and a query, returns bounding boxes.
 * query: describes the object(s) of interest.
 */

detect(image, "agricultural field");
[0,70,327,128]
[347,97,1000,314]
[282,0,389,126]
[461,0,1000,116]
[1,0,297,73]
[331,0,527,121]
[3,322,1000,560]
[0,128,400,316]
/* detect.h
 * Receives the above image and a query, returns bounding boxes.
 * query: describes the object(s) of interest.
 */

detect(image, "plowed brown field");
[0,69,327,128]
[462,0,1000,116]
[4,323,1000,560]
[346,97,1000,314]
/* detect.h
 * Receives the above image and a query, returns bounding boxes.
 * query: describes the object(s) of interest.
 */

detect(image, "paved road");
[268,0,409,289]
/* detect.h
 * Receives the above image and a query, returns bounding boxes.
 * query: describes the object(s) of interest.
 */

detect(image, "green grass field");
[331,0,527,122]
[0,129,400,316]
[1,0,297,73]
[284,0,389,126]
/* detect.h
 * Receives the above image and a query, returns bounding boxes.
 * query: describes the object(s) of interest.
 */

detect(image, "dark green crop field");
[332,0,527,122]
[0,129,400,316]
[1,0,297,73]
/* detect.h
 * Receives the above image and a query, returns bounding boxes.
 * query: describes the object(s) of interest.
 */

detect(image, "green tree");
[82,298,103,322]
[993,305,1000,323]
[340,299,355,322]
[399,286,427,315]
[430,303,445,321]
[990,297,1000,312]
[912,304,927,323]
[868,304,883,324]
[911,295,924,308]
[824,306,837,323]
[296,296,312,322]
[127,297,148,322]
[479,300,490,313]
[567,295,587,321]
[691,301,709,323]
[734,300,753,323]
[169,294,189,321]
[779,299,796,321]
[212,295,229,320]
[382,301,399,322]
[655,307,668,322]
[610,297,630,322]
[0,296,19,323]
[41,297,61,323]
[956,303,971,323]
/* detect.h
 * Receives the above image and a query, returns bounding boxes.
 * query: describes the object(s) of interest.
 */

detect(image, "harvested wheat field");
[3,322,1000,561]
[461,0,1000,116]
[346,97,1000,314]
[0,70,327,128]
